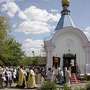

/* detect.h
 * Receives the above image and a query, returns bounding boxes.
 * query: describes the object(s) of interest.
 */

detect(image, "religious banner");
[53,56,60,68]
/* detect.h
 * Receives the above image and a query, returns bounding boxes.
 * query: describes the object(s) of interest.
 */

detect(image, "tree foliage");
[19,56,46,66]
[0,16,24,66]
[1,38,24,66]
[0,16,46,66]
[0,16,9,40]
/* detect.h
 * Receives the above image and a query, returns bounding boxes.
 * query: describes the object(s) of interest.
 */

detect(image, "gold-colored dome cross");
[62,0,70,7]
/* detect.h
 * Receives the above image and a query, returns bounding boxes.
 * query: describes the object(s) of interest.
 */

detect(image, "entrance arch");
[63,53,77,83]
[63,53,77,73]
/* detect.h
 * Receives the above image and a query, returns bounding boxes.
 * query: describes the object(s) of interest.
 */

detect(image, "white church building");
[44,0,90,74]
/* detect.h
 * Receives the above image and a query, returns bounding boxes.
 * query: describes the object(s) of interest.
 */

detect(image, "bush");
[69,86,86,90]
[40,81,57,90]
[63,84,72,90]
[86,83,90,90]
[79,87,86,90]
[74,87,80,90]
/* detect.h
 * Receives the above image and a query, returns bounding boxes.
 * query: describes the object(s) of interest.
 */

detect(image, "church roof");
[55,0,75,31]
[55,13,75,30]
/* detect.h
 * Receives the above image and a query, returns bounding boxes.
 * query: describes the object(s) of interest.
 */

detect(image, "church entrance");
[63,53,80,83]
[53,56,60,69]
[63,53,76,73]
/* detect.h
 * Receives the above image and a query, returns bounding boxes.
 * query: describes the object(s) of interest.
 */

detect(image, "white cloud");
[1,3,60,55]
[84,27,90,41]
[23,38,43,48]
[1,3,60,34]
[18,11,27,20]
[17,21,50,34]
[24,6,60,22]
[1,4,7,12]
[85,27,90,32]
[22,39,44,56]
[24,48,43,57]
[16,5,60,34]
[1,2,19,17]
[0,0,7,4]
[51,9,58,12]
[1,1,28,20]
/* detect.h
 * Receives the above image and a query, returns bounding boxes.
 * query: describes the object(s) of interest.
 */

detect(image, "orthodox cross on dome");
[62,0,70,7]
[61,0,70,15]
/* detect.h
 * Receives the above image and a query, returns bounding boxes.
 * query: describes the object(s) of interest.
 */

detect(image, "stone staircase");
[70,73,80,84]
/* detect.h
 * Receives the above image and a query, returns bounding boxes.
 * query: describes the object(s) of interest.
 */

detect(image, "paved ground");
[0,83,38,90]
[0,82,89,90]
[0,88,36,90]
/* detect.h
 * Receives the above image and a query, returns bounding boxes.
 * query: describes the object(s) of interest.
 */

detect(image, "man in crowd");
[0,66,3,88]
[46,68,53,81]
[27,67,37,88]
[17,65,27,88]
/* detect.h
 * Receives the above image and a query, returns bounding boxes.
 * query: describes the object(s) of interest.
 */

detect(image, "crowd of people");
[46,65,81,85]
[0,65,46,89]
[46,67,64,84]
[0,65,81,89]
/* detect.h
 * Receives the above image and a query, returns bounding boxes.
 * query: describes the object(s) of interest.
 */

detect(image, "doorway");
[63,53,76,73]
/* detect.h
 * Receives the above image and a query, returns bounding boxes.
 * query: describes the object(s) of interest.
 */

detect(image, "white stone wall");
[46,27,89,74]
[87,47,90,64]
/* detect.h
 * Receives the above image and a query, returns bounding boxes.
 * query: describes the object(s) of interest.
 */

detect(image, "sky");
[0,0,90,56]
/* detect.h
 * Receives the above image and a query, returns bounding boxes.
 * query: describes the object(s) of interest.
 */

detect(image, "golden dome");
[62,0,70,6]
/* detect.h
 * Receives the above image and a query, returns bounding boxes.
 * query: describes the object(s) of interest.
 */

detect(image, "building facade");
[44,0,90,74]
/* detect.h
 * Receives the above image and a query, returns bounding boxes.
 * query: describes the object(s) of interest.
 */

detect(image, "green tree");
[0,16,24,66]
[19,56,32,66]
[32,57,38,65]
[1,38,24,66]
[0,16,10,65]
[0,16,9,40]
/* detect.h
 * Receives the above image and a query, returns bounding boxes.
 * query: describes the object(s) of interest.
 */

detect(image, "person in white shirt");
[13,69,17,82]
[65,67,71,85]
[46,68,53,81]
[7,70,13,87]
[5,68,13,87]
[0,66,3,88]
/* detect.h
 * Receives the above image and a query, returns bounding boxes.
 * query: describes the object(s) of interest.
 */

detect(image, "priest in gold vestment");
[27,69,37,88]
[17,66,26,88]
